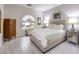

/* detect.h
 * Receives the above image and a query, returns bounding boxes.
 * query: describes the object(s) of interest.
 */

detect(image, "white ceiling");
[18,4,61,12]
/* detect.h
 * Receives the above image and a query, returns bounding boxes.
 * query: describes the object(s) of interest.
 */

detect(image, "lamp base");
[71,24,75,32]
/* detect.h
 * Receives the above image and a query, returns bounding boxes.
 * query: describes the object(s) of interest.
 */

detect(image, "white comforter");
[31,28,65,47]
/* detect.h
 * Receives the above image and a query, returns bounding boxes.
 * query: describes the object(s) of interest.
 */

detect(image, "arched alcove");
[22,15,35,35]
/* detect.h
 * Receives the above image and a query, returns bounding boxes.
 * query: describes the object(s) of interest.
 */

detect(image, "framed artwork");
[37,17,41,25]
[53,12,61,19]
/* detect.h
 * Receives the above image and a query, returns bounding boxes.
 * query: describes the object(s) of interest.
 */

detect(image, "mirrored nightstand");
[67,30,79,45]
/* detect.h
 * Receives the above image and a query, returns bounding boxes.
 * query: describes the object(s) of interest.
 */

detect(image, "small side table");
[67,30,79,45]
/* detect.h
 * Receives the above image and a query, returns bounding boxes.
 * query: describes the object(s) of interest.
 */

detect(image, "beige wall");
[4,4,43,37]
[43,5,69,21]
[43,4,79,31]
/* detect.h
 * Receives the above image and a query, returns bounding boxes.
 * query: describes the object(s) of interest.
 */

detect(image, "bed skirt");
[30,34,66,53]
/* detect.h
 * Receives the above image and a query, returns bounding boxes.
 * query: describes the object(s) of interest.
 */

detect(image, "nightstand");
[67,30,79,45]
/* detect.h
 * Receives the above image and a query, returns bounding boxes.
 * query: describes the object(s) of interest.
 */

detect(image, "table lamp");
[68,18,78,31]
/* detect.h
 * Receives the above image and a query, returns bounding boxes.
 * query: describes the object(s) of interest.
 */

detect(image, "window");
[22,15,35,30]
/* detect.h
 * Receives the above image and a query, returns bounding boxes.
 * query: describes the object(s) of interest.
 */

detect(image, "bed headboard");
[48,20,67,30]
[49,20,66,25]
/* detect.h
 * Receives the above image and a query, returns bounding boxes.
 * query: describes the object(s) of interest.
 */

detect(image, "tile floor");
[0,36,79,54]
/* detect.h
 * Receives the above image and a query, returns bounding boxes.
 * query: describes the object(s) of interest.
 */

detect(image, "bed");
[30,20,67,53]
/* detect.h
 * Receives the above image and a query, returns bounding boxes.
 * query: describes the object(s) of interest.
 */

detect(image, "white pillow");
[48,24,55,28]
[53,24,64,30]
[48,24,64,30]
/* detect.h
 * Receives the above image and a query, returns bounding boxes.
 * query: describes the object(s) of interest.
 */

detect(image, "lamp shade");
[68,18,78,24]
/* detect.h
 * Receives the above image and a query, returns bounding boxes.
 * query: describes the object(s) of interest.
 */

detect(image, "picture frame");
[37,17,41,25]
[53,12,61,19]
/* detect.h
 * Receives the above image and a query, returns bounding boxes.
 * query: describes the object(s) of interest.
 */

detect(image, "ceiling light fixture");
[27,4,32,7]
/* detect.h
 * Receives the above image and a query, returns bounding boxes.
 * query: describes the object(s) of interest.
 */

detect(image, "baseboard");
[16,35,26,38]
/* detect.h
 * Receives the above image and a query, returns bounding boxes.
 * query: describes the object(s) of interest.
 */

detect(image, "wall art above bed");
[53,12,61,19]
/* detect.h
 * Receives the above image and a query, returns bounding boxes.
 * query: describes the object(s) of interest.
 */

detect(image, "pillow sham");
[48,24,64,30]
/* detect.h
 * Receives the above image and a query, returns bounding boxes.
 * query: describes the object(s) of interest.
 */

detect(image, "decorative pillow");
[48,24,64,30]
[48,24,56,29]
[54,24,64,30]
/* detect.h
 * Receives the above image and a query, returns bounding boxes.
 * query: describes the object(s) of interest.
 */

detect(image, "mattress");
[31,28,65,47]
